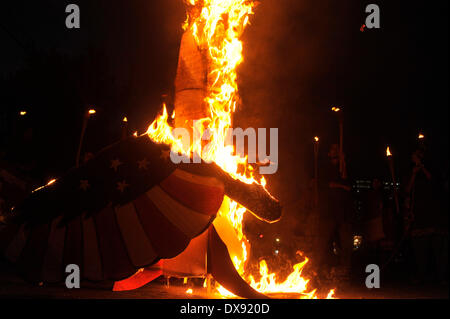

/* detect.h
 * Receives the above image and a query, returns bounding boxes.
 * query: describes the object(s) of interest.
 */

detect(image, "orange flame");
[31,178,57,193]
[326,289,335,299]
[386,146,392,157]
[331,107,341,112]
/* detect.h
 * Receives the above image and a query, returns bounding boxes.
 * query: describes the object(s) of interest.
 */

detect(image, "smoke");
[236,0,355,221]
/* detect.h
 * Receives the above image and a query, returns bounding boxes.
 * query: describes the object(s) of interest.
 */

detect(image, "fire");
[249,254,311,295]
[418,133,425,140]
[331,107,341,112]
[326,289,335,299]
[147,0,333,299]
[31,178,57,193]
[386,146,392,157]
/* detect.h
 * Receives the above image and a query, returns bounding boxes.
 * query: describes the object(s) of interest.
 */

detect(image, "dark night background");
[0,0,448,220]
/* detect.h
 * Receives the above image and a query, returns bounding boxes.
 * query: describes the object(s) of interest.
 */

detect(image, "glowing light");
[88,109,96,115]
[186,288,193,294]
[353,235,362,250]
[247,253,324,297]
[331,107,341,112]
[326,289,336,299]
[123,117,128,123]
[133,131,138,137]
[215,285,237,298]
[418,133,425,140]
[314,136,319,142]
[386,146,392,157]
[19,111,27,116]
[32,178,57,193]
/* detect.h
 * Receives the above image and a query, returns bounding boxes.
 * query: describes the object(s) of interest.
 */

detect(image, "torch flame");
[31,178,57,193]
[386,146,392,157]
[146,0,333,299]
[331,107,341,112]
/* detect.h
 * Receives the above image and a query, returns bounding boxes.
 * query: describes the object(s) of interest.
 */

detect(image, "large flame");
[148,0,333,299]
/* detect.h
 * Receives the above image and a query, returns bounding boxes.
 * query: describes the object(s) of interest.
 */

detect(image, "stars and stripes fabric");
[112,226,268,299]
[0,135,225,283]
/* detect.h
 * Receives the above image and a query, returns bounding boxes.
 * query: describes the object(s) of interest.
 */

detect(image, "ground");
[0,261,447,299]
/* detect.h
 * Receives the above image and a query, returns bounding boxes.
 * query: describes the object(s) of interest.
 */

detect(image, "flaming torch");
[418,132,426,149]
[331,107,345,178]
[386,146,400,214]
[122,116,129,140]
[76,108,96,168]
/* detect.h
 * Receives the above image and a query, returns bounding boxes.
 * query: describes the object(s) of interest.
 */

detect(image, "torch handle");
[339,120,344,178]
[313,142,319,208]
[76,115,89,168]
[389,160,400,214]
[121,121,129,140]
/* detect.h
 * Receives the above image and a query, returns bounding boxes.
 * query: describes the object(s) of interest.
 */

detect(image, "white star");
[110,158,123,172]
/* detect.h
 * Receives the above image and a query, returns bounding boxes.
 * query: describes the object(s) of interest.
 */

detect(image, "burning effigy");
[0,0,334,299]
